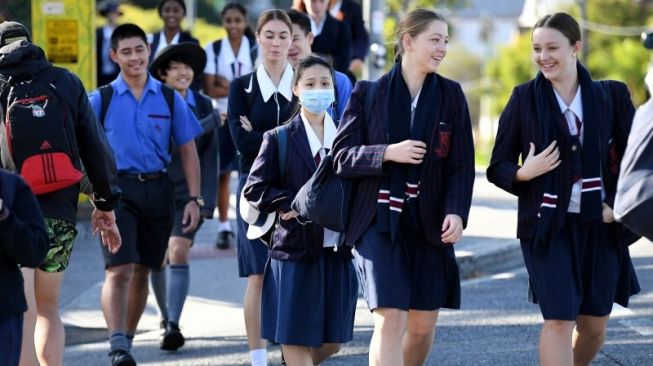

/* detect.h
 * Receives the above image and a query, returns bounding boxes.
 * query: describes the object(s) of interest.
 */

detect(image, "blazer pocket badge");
[435,122,452,158]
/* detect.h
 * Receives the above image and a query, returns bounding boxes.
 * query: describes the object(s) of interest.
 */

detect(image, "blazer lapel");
[288,117,316,173]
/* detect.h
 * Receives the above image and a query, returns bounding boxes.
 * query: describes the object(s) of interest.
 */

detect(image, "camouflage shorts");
[39,218,78,273]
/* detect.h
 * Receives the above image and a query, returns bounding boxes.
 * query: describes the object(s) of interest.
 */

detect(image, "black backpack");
[0,66,83,195]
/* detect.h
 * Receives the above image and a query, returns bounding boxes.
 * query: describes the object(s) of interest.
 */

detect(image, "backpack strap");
[212,39,222,76]
[276,125,288,178]
[160,84,175,116]
[246,35,258,65]
[98,84,113,127]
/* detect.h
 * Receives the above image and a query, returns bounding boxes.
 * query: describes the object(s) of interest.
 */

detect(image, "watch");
[188,196,204,208]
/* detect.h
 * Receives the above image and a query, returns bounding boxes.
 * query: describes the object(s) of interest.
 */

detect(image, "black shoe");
[108,350,136,366]
[160,321,185,351]
[216,230,234,250]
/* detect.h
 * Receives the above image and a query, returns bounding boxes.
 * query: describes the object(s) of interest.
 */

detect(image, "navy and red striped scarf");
[532,62,603,255]
[376,63,439,242]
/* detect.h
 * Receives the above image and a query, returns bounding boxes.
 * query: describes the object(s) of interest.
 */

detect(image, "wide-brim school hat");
[238,190,276,240]
[149,42,207,80]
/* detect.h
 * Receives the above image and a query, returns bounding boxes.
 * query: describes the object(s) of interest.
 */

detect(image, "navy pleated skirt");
[521,214,640,320]
[236,174,269,277]
[261,248,358,347]
[353,223,461,311]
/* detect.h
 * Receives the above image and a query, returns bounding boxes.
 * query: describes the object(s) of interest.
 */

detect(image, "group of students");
[0,4,644,366]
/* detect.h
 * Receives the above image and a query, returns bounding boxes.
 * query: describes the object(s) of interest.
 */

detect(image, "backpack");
[211,35,258,78]
[0,66,83,195]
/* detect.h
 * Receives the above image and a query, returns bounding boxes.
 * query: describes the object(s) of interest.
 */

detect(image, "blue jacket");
[332,73,475,247]
[0,169,48,320]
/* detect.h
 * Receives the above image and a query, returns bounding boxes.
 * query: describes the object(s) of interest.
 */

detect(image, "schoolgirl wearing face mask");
[243,54,358,366]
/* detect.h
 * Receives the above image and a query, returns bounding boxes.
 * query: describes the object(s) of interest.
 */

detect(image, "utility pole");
[364,0,386,81]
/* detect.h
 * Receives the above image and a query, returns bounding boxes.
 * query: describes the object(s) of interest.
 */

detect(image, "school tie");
[314,148,329,166]
[565,109,583,183]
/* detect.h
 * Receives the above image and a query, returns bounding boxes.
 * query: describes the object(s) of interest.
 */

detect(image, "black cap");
[0,21,31,48]
[98,1,123,17]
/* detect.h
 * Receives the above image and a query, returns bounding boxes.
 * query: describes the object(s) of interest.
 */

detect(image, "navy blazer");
[244,115,344,261]
[486,79,635,240]
[335,0,369,61]
[332,73,475,247]
[312,13,353,74]
[148,30,199,62]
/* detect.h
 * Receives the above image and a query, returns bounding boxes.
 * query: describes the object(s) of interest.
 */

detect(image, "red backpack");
[0,67,82,195]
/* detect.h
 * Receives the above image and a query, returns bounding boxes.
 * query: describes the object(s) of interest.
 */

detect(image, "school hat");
[98,1,123,17]
[238,191,276,240]
[0,21,31,48]
[149,42,207,80]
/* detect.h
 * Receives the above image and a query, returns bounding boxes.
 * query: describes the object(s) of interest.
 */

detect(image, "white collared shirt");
[203,37,255,112]
[101,25,117,74]
[553,85,603,213]
[410,88,422,128]
[329,1,343,18]
[310,15,328,37]
[153,31,180,58]
[300,111,340,247]
[256,62,294,102]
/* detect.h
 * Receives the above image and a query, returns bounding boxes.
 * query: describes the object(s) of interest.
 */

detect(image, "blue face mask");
[300,89,335,115]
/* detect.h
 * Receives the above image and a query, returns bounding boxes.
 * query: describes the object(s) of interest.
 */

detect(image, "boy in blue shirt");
[88,24,202,366]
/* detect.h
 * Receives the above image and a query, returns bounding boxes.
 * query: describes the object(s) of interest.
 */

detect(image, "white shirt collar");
[221,36,252,68]
[554,85,583,121]
[256,62,294,102]
[155,31,180,57]
[329,1,343,17]
[310,16,328,37]
[300,111,337,157]
[411,88,422,111]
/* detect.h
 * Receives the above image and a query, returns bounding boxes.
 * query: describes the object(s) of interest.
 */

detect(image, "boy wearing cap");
[88,24,202,365]
[148,42,218,351]
[96,1,123,87]
[0,21,122,366]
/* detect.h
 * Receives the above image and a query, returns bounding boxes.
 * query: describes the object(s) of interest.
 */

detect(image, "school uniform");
[486,65,641,320]
[330,0,369,63]
[203,36,255,173]
[168,90,218,241]
[96,25,119,87]
[310,13,353,75]
[227,63,297,277]
[243,113,357,346]
[331,65,475,311]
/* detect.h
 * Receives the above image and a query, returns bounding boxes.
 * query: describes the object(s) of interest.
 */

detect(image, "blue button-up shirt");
[89,74,202,173]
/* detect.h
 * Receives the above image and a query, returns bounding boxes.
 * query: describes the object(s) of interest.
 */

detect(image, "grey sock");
[109,332,129,352]
[150,267,168,320]
[126,333,134,351]
[167,264,190,324]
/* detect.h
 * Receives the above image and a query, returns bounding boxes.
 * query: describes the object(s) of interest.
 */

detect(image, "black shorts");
[170,200,204,242]
[102,175,174,270]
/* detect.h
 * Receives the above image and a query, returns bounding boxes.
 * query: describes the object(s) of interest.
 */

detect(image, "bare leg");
[33,269,65,366]
[310,343,341,365]
[369,308,407,366]
[126,264,150,334]
[168,237,191,265]
[19,268,38,366]
[243,274,267,350]
[101,264,134,334]
[217,173,231,222]
[403,310,438,366]
[573,315,609,366]
[540,319,575,366]
[281,345,312,366]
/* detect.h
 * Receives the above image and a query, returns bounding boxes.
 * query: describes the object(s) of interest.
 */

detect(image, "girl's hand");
[602,203,615,224]
[441,214,463,244]
[383,140,427,164]
[240,115,253,132]
[279,210,299,221]
[515,141,561,182]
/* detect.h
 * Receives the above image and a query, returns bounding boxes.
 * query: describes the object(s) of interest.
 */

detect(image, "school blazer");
[486,79,635,240]
[312,13,353,74]
[244,116,347,261]
[332,73,475,247]
[148,31,199,62]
